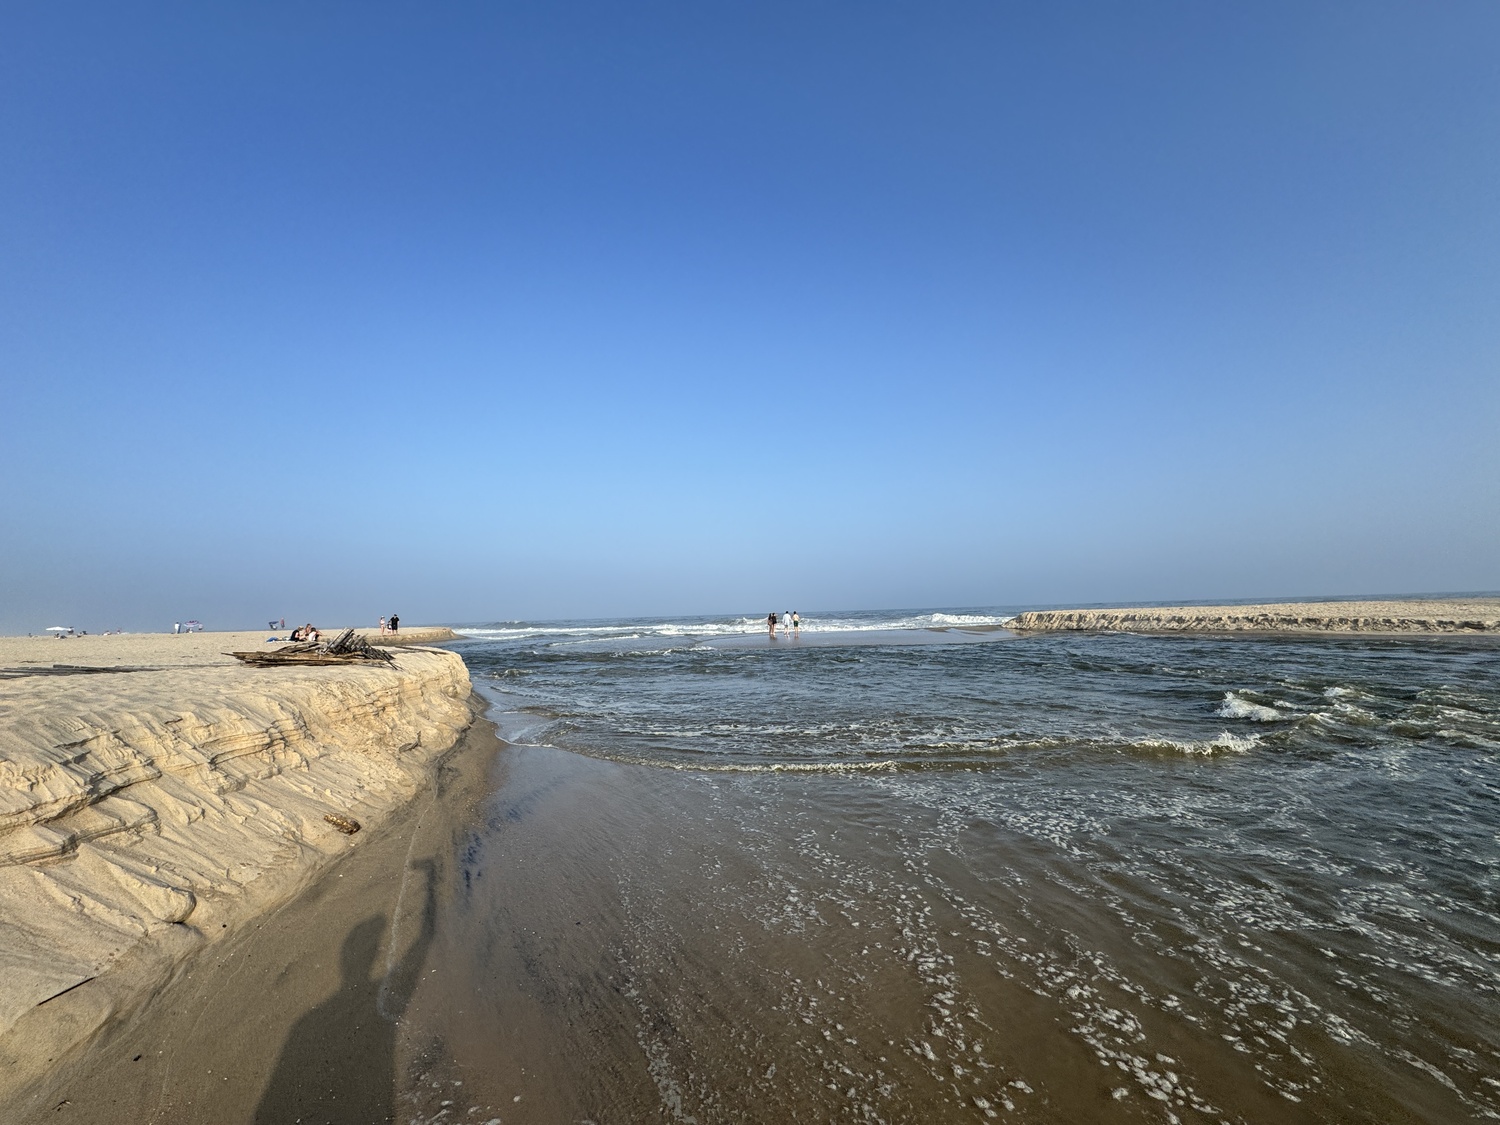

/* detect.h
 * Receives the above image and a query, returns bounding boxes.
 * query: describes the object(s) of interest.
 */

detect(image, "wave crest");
[1216,692,1292,722]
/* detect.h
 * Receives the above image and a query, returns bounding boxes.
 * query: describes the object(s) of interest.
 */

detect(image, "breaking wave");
[1216,692,1294,722]
[452,609,1016,643]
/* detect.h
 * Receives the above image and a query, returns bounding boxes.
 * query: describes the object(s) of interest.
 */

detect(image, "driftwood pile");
[229,628,396,666]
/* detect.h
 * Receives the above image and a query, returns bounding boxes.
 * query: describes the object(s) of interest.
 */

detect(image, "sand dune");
[1008,598,1500,635]
[0,630,473,1097]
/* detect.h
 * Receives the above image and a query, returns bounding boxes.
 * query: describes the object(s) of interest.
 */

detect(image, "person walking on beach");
[792,611,801,633]
[379,616,387,635]
[389,614,399,633]
[768,612,777,637]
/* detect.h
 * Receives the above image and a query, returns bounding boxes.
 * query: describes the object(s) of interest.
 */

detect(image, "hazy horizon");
[4,3,1497,635]
[12,591,1500,638]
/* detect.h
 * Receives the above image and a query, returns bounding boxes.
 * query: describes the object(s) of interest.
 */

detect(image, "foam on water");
[1128,730,1261,755]
[452,608,1015,644]
[1216,691,1295,722]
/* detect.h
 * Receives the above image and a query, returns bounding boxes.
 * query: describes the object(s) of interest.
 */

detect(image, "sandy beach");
[1007,597,1500,635]
[10,714,502,1124]
[7,614,1499,1123]
[0,629,475,1109]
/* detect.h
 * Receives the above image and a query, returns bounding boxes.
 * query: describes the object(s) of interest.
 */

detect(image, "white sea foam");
[1216,692,1292,722]
[626,757,901,775]
[1131,732,1260,756]
[802,611,1014,632]
[927,613,1016,627]
[452,610,1015,643]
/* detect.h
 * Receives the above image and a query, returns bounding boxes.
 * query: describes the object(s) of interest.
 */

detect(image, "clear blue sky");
[2,2,1496,631]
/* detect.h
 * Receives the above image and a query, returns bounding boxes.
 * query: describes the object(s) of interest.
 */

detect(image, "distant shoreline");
[1008,598,1500,636]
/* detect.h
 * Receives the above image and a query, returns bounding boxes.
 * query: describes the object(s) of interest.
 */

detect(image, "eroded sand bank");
[1008,597,1500,635]
[0,630,473,1100]
[10,716,503,1125]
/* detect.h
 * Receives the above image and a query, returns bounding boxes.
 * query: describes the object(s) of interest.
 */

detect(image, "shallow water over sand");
[405,614,1500,1123]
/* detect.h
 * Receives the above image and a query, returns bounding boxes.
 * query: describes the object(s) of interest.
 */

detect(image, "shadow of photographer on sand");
[253,857,438,1125]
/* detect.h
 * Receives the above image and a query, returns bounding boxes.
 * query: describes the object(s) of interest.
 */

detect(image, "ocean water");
[421,610,1500,1123]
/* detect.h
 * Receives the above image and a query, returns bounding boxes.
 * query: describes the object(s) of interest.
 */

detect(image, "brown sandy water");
[400,743,1210,1123]
[394,741,1476,1125]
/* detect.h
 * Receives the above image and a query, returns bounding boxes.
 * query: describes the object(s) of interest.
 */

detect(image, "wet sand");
[390,736,1484,1124]
[375,746,1326,1124]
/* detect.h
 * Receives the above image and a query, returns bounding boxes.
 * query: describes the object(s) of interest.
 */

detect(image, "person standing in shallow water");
[792,611,800,633]
[768,612,777,637]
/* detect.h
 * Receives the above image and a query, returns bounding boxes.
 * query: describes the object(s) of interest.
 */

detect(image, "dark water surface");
[402,612,1500,1124]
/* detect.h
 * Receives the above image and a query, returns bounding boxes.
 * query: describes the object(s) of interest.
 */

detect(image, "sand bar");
[1008,597,1500,635]
[0,629,473,1101]
[365,626,462,646]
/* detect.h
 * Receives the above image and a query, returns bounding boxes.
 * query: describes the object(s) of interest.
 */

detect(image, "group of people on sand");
[278,615,397,642]
[767,610,800,636]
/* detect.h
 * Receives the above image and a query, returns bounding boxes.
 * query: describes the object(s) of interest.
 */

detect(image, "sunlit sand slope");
[0,631,472,1092]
